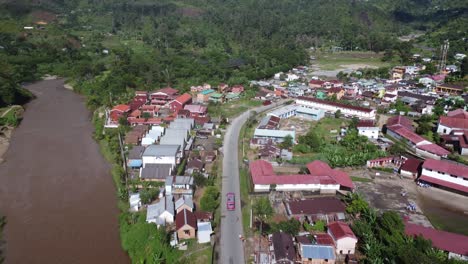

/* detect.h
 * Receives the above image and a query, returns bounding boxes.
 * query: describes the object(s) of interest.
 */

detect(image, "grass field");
[350,176,373,183]
[208,99,262,119]
[313,51,392,71]
[310,117,348,142]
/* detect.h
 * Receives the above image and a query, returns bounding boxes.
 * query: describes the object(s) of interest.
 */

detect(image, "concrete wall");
[422,168,468,188]
[335,237,357,255]
[296,98,376,119]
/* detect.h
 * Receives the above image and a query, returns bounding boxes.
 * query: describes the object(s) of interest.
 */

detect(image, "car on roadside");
[226,192,235,211]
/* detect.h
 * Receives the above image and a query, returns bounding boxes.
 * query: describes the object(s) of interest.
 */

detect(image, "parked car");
[226,192,235,211]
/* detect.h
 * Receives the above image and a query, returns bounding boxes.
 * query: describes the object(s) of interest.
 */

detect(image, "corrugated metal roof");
[301,245,335,260]
[143,144,179,157]
[254,129,295,141]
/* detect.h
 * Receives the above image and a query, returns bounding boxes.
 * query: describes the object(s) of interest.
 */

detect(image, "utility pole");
[438,40,449,73]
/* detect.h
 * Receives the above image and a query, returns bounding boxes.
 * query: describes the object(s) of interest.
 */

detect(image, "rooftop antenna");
[438,40,449,73]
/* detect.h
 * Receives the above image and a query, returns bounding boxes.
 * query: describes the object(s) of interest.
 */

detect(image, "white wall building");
[142,145,180,168]
[357,126,379,139]
[296,96,376,120]
[419,159,468,194]
[328,221,358,255]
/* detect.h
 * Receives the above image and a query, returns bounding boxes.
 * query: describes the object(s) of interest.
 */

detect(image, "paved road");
[219,101,285,264]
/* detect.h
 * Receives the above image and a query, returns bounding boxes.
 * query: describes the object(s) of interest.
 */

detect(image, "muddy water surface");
[0,79,129,263]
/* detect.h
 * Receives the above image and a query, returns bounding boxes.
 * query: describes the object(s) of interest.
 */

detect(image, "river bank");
[0,79,129,263]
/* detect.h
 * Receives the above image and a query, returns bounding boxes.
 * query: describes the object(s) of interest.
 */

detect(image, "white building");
[328,221,358,255]
[296,96,376,120]
[146,195,175,226]
[142,145,180,168]
[357,126,379,139]
[129,193,141,212]
[197,222,213,244]
[253,129,295,143]
[419,159,468,194]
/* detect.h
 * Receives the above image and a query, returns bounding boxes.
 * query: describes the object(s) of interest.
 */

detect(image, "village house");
[399,158,423,179]
[299,244,336,264]
[296,97,376,120]
[307,160,354,191]
[209,92,224,103]
[127,146,145,169]
[197,221,213,244]
[110,104,131,123]
[184,104,208,117]
[176,209,197,240]
[270,232,296,264]
[197,89,215,103]
[392,66,406,80]
[231,84,244,93]
[218,83,230,93]
[327,87,345,100]
[285,197,346,223]
[175,195,194,213]
[405,222,468,260]
[309,80,325,89]
[150,87,179,105]
[124,125,148,145]
[258,115,281,129]
[418,159,468,195]
[437,109,468,135]
[140,164,173,182]
[436,84,465,95]
[327,221,358,255]
[142,144,180,169]
[185,158,204,175]
[169,93,192,112]
[146,195,175,227]
[386,116,450,159]
[356,120,379,139]
[165,175,194,196]
[253,129,295,143]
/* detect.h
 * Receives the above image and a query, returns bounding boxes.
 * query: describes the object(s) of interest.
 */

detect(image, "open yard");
[309,51,393,77]
[208,99,262,119]
[351,168,468,235]
[310,117,348,142]
[279,117,313,137]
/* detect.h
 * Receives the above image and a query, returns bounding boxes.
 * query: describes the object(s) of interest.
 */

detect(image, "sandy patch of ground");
[310,63,379,78]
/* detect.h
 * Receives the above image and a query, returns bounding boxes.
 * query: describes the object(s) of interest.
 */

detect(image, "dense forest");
[1,0,467,108]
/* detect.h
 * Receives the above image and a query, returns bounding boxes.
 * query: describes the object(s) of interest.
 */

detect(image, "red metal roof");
[328,221,357,240]
[357,120,375,128]
[315,233,335,246]
[154,87,178,95]
[309,80,325,86]
[296,96,373,113]
[288,197,345,215]
[422,159,468,178]
[416,143,450,156]
[176,209,197,230]
[390,126,427,145]
[447,109,468,119]
[400,158,423,173]
[249,160,338,186]
[112,104,131,113]
[129,110,141,118]
[439,116,468,130]
[405,222,468,255]
[174,93,192,105]
[386,115,413,130]
[419,175,468,194]
[306,160,354,189]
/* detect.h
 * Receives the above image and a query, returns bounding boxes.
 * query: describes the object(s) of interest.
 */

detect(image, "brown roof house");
[176,209,197,240]
[270,232,296,264]
[285,197,346,222]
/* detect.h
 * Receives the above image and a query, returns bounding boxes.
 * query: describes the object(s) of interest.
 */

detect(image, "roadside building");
[296,106,325,121]
[197,221,213,244]
[175,195,194,213]
[296,96,376,120]
[307,160,354,191]
[268,105,297,119]
[418,159,468,195]
[285,197,346,222]
[258,115,281,130]
[253,129,296,143]
[437,109,468,135]
[327,221,358,255]
[150,87,179,105]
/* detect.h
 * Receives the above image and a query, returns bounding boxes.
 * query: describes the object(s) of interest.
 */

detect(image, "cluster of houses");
[107,83,246,128]
[107,85,250,245]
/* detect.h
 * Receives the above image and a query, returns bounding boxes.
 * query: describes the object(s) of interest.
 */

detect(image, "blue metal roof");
[128,160,142,168]
[301,245,335,260]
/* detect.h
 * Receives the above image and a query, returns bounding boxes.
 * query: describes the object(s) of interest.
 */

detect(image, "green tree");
[140,188,159,204]
[334,109,342,118]
[272,219,301,236]
[279,134,294,150]
[345,193,369,215]
[200,186,220,212]
[253,197,274,223]
[193,171,207,187]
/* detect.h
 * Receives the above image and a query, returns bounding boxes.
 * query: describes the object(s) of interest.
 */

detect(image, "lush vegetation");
[293,121,386,167]
[345,193,468,264]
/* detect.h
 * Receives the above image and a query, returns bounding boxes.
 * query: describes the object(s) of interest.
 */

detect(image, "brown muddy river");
[0,79,129,263]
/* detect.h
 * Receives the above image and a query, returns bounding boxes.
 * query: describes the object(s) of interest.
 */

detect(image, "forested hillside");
[0,0,467,107]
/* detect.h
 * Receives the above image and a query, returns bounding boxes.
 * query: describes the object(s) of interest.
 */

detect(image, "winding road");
[219,100,285,264]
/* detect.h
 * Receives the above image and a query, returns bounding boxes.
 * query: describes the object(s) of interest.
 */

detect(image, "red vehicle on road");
[226,192,235,211]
